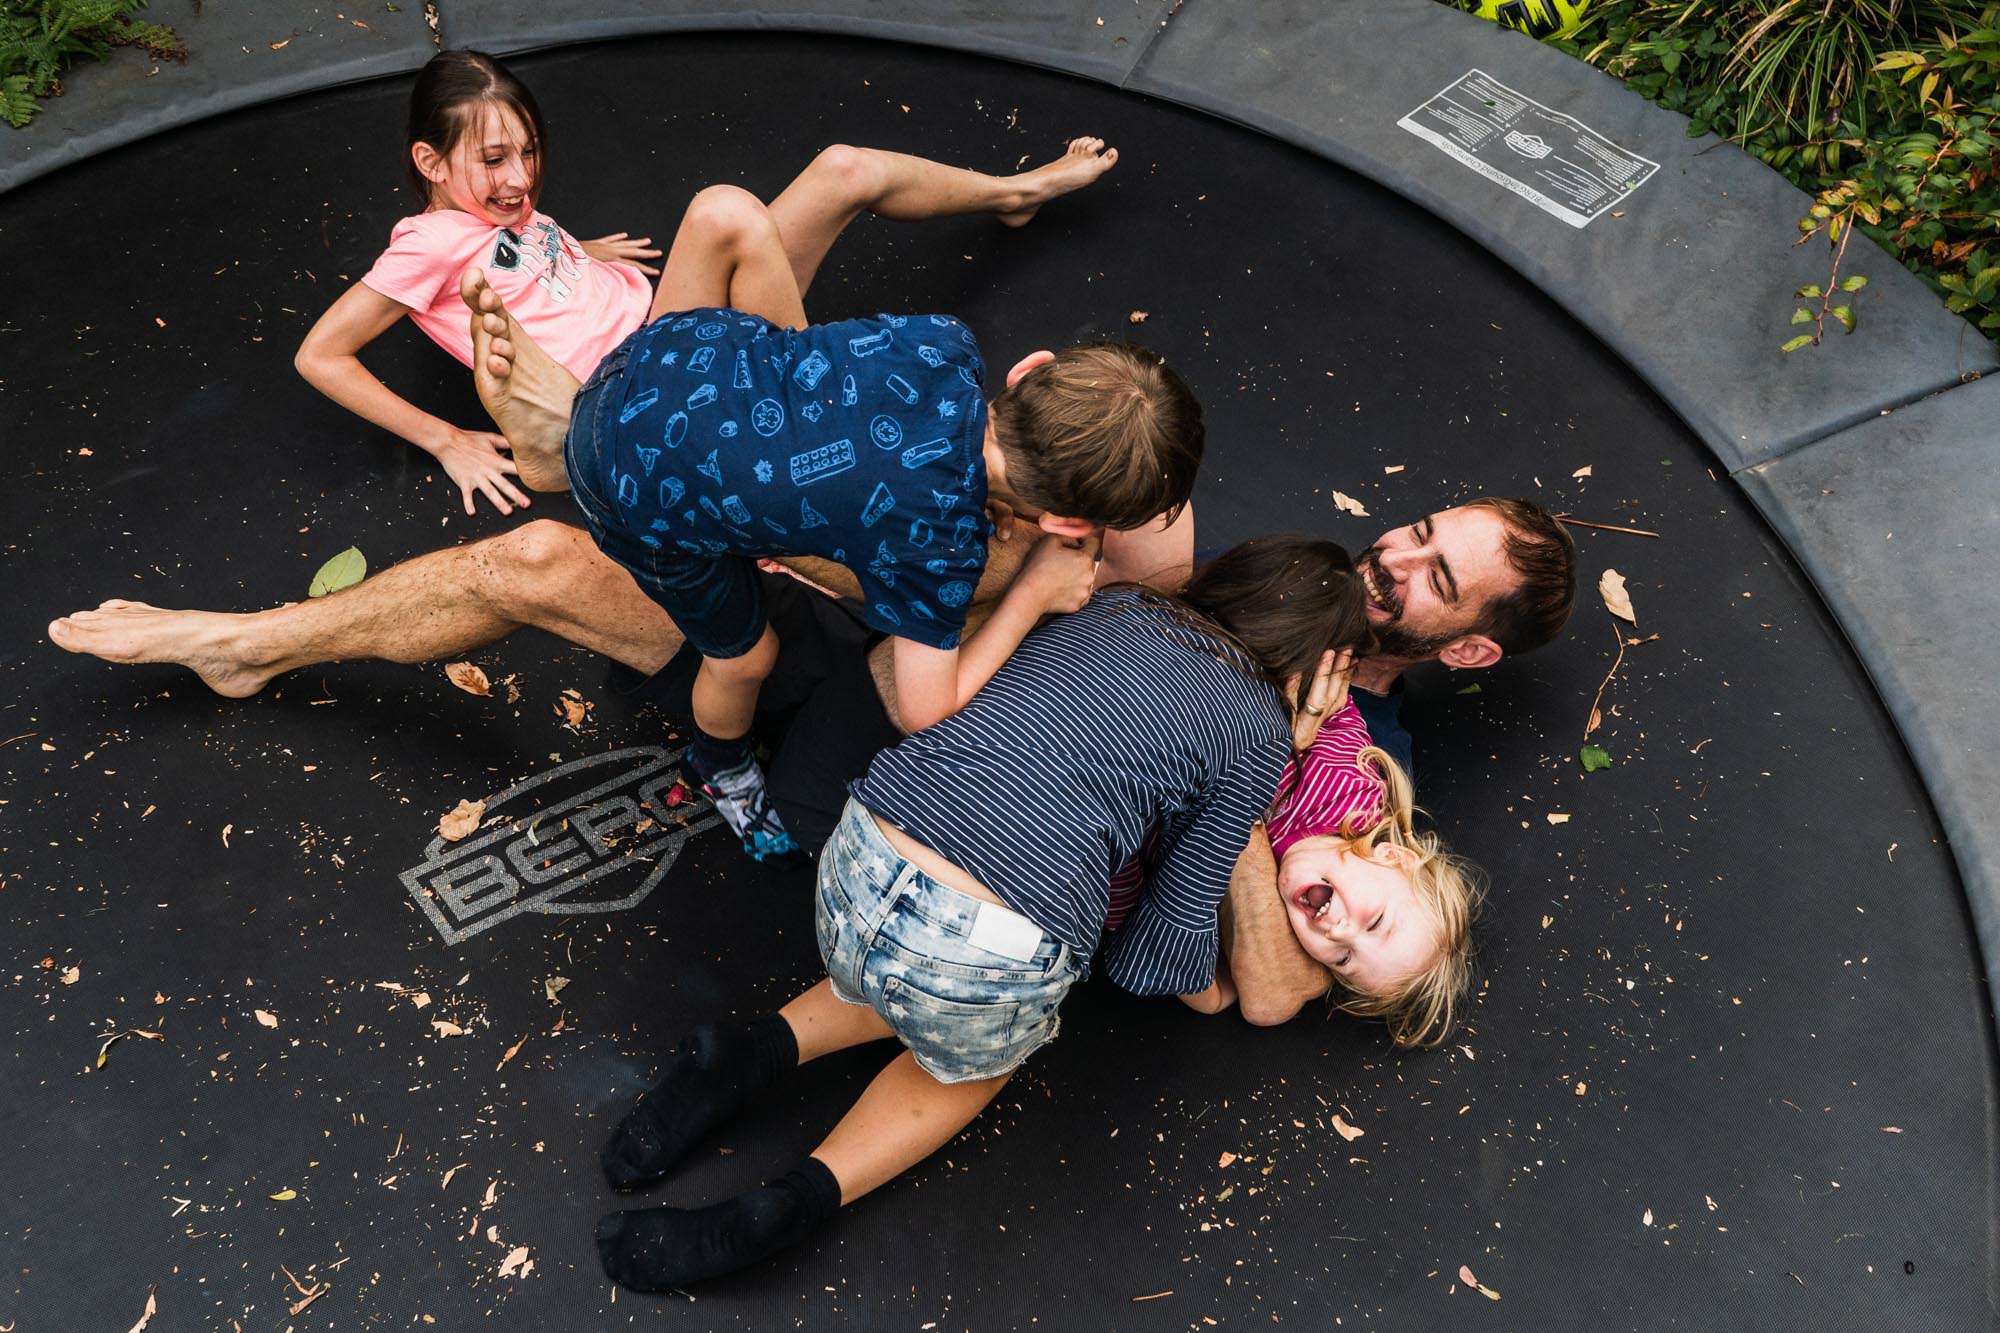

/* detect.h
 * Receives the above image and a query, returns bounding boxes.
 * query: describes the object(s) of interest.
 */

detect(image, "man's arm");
[1220,824,1334,1026]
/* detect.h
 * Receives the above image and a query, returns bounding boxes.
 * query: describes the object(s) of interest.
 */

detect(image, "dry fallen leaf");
[482,1180,498,1207]
[1217,1151,1238,1169]
[269,1188,297,1201]
[1330,490,1370,518]
[269,38,291,49]
[556,695,587,726]
[1599,568,1637,624]
[126,1287,158,1333]
[1331,1115,1364,1142]
[1128,310,1149,324]
[254,1009,278,1028]
[1573,465,1593,478]
[221,823,233,848]
[431,1019,464,1038]
[1880,1125,1904,1134]
[498,1245,531,1279]
[1383,464,1406,474]
[438,798,486,842]
[444,662,492,697]
[60,965,80,985]
[1546,812,1571,825]
[1642,1208,1654,1226]
[443,1163,465,1190]
[496,1033,528,1072]
[543,976,569,1003]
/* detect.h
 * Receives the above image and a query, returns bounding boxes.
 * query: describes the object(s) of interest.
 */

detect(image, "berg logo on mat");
[400,747,722,945]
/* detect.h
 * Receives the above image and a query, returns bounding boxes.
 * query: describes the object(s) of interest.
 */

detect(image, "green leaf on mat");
[1580,745,1612,773]
[309,547,366,598]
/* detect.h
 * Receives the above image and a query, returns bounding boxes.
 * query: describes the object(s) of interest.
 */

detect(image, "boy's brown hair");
[986,342,1203,531]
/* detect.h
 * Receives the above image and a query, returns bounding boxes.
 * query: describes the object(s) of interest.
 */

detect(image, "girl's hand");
[582,232,662,276]
[1290,648,1356,750]
[433,427,533,516]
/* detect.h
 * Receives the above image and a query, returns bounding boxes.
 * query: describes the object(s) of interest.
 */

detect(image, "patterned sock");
[686,727,754,786]
[595,1158,842,1291]
[701,754,799,860]
[600,1015,798,1192]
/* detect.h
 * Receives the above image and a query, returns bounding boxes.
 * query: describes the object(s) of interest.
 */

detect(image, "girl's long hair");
[405,50,548,204]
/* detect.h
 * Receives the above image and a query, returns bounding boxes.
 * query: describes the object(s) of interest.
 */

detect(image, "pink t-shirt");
[361,209,652,382]
[1104,697,1386,930]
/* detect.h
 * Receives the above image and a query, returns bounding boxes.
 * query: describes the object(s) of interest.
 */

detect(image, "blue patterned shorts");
[816,799,1080,1083]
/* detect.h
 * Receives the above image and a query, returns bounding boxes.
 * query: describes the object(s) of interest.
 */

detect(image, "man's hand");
[1221,825,1334,1026]
[582,232,663,276]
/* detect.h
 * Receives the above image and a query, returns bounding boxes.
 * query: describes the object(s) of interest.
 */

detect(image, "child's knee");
[805,143,884,203]
[685,185,779,256]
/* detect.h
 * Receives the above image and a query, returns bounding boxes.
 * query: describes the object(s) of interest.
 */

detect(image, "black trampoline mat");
[2,32,1994,1331]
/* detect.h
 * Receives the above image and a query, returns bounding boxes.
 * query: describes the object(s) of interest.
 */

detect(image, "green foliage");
[1551,2,2000,348]
[0,0,184,128]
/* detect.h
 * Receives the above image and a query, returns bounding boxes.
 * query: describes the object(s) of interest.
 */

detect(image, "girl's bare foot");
[47,600,278,698]
[462,268,580,493]
[999,137,1119,228]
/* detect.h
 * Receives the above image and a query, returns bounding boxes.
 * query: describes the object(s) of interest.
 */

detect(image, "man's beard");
[1359,546,1461,661]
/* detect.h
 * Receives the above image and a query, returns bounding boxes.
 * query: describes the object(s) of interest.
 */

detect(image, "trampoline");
[2,25,1995,1330]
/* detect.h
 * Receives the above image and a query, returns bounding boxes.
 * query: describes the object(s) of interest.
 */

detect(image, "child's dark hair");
[1154,534,1373,720]
[987,342,1203,532]
[405,50,547,202]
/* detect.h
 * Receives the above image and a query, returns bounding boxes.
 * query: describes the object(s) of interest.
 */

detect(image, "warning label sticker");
[1399,69,1658,228]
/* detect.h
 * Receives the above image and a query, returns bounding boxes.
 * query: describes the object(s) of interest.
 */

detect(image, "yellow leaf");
[438,798,486,842]
[269,1188,297,1201]
[254,1009,278,1028]
[1330,490,1371,518]
[444,662,491,697]
[1598,568,1637,624]
[61,965,80,985]
[1572,465,1593,478]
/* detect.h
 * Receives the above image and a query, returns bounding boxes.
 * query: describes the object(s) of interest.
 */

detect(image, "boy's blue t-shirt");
[597,308,991,649]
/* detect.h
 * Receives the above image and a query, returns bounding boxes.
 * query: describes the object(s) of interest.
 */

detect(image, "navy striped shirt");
[854,589,1291,996]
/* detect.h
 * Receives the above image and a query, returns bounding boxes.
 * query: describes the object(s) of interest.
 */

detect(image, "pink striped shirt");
[1105,697,1384,930]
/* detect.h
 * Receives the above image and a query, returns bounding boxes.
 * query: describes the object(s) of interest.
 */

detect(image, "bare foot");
[47,600,278,698]
[462,268,580,493]
[999,136,1119,227]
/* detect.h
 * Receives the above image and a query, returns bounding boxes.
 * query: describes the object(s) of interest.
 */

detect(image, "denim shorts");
[816,799,1080,1084]
[563,333,766,661]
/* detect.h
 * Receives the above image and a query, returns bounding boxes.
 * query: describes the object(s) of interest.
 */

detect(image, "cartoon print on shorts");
[686,383,718,411]
[699,495,723,521]
[721,496,752,526]
[938,579,975,608]
[697,449,724,486]
[762,516,788,536]
[733,349,752,389]
[916,345,945,368]
[694,320,727,340]
[885,373,919,406]
[754,459,774,484]
[799,497,829,529]
[635,444,661,476]
[936,399,960,420]
[860,482,896,528]
[615,470,639,506]
[670,315,698,332]
[664,411,689,449]
[932,489,959,519]
[849,328,893,357]
[870,539,898,588]
[900,437,952,470]
[801,401,825,424]
[870,414,903,450]
[872,603,902,626]
[908,518,934,548]
[790,439,855,486]
[619,387,659,423]
[659,476,685,508]
[688,346,716,374]
[752,398,785,437]
[951,514,982,548]
[793,349,832,391]
[906,599,935,621]
[719,421,739,438]
[842,374,858,406]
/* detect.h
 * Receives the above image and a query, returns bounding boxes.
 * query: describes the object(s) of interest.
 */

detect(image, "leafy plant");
[0,0,184,128]
[1549,2,2000,350]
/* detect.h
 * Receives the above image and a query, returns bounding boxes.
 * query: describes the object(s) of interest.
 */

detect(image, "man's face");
[1358,506,1520,661]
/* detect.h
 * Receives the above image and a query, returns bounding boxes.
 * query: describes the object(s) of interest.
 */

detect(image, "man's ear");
[1438,635,1503,670]
[412,142,448,186]
[1036,512,1098,540]
[1005,349,1057,387]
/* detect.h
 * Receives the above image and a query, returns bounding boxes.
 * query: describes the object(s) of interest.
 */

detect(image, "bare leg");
[46,520,683,696]
[780,977,897,1061]
[809,1051,1010,1205]
[769,138,1120,296]
[690,621,780,742]
[647,184,809,329]
[464,270,579,492]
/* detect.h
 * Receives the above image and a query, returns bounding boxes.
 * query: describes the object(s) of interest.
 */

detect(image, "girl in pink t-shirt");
[297,50,1121,515]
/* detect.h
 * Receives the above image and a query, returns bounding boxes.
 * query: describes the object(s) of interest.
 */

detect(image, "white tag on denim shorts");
[968,901,1044,963]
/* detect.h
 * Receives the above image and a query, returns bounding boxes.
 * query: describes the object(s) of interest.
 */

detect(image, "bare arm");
[296,281,528,515]
[1220,824,1334,1026]
[1178,951,1239,1014]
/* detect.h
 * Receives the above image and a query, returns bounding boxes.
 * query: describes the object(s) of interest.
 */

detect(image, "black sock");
[601,1014,797,1192]
[686,727,753,786]
[595,1157,841,1291]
